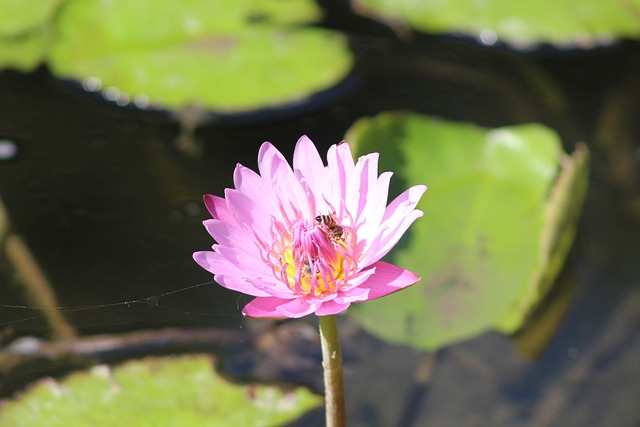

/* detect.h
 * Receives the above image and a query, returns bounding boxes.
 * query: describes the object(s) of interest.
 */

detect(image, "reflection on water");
[1,16,640,427]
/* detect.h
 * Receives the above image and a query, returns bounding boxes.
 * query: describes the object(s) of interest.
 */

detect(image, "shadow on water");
[1,5,640,425]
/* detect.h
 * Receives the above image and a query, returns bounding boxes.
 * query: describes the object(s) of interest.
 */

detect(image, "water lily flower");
[194,136,426,318]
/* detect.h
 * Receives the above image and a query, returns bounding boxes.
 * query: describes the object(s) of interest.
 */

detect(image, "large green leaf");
[346,112,588,351]
[351,0,640,48]
[0,0,64,35]
[0,31,50,70]
[0,355,322,427]
[0,0,65,70]
[48,0,353,112]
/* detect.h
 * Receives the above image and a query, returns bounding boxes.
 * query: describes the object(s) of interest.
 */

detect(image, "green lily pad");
[0,30,50,71]
[0,0,64,35]
[0,0,64,70]
[346,112,588,351]
[48,0,353,112]
[0,355,322,427]
[351,0,640,48]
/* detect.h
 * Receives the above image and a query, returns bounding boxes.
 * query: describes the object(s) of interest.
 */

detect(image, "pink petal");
[193,251,272,297]
[193,250,239,276]
[362,184,427,265]
[242,297,293,318]
[224,188,271,240]
[215,275,272,297]
[340,266,377,291]
[354,171,392,244]
[213,245,273,277]
[203,194,234,223]
[358,261,421,300]
[258,142,311,222]
[334,286,370,304]
[382,184,427,224]
[325,142,355,213]
[366,209,424,264]
[233,164,282,223]
[257,142,287,182]
[246,278,296,299]
[370,171,393,221]
[243,295,319,319]
[203,219,256,251]
[277,298,317,318]
[349,153,378,221]
[335,142,355,173]
[315,300,351,316]
[293,135,326,197]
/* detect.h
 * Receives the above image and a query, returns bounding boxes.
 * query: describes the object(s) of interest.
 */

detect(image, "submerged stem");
[319,314,346,427]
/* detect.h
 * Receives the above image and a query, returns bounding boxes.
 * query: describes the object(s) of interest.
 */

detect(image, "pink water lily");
[194,136,426,318]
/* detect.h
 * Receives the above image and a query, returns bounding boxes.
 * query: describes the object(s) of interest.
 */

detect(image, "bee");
[315,213,344,242]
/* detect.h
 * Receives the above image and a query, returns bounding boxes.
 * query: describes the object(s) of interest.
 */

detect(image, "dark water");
[1,4,640,426]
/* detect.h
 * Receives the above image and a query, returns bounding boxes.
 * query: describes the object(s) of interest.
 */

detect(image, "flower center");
[260,215,357,297]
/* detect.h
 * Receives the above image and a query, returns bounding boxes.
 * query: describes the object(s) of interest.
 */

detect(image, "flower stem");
[319,314,346,427]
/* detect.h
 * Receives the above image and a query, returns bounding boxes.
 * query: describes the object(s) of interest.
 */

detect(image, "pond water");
[1,6,640,427]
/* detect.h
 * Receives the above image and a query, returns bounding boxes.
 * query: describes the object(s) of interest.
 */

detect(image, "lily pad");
[351,0,640,49]
[0,354,322,427]
[48,0,353,113]
[0,31,50,70]
[346,112,588,351]
[0,0,64,35]
[0,0,64,70]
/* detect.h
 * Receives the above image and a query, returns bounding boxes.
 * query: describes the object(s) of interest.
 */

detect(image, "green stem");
[319,314,346,427]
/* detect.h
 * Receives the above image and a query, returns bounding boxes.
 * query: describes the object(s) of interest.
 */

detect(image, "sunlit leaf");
[351,0,640,49]
[346,112,588,351]
[0,355,322,427]
[48,0,353,113]
[0,0,65,70]
[0,0,64,35]
[0,31,49,70]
